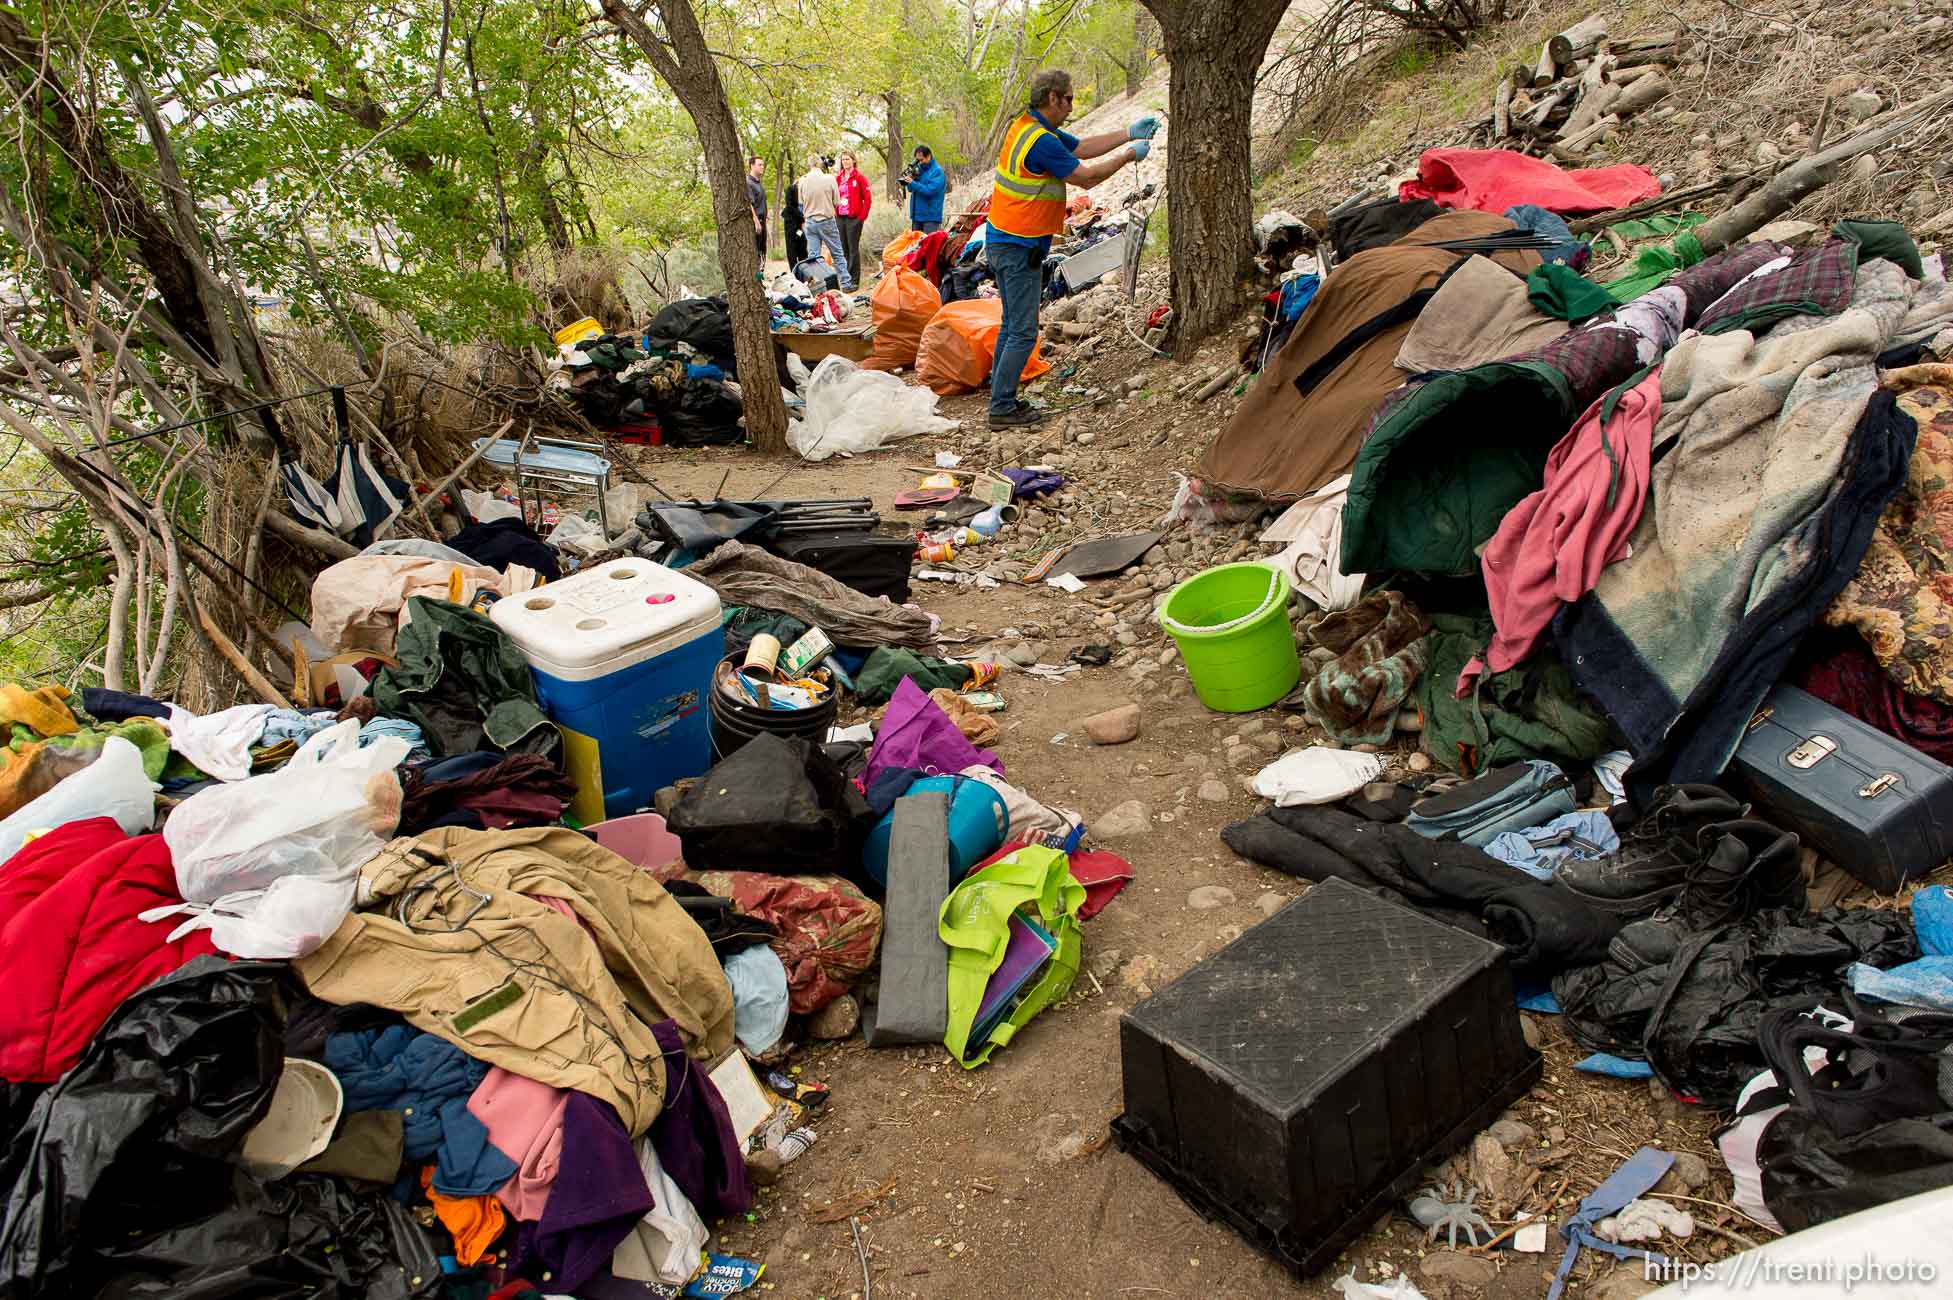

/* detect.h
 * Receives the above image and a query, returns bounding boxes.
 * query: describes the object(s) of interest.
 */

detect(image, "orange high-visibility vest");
[989,113,1069,238]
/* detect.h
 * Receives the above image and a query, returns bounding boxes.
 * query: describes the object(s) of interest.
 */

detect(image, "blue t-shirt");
[990,111,1080,255]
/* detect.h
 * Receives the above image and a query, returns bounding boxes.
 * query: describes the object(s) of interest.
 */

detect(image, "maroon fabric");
[904,230,952,286]
[1795,639,1953,764]
[0,818,217,1083]
[401,753,575,831]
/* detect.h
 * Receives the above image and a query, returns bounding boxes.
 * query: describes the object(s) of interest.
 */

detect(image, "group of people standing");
[743,146,948,290]
[740,68,1150,434]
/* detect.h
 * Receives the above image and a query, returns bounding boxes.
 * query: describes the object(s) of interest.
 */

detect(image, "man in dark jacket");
[901,145,947,233]
[746,156,767,257]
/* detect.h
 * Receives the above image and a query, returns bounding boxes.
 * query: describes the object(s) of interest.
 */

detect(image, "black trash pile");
[553,298,748,446]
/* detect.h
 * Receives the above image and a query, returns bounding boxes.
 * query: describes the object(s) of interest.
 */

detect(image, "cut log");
[1562,82,1623,139]
[1520,86,1573,134]
[1550,113,1619,161]
[1611,33,1683,70]
[1533,44,1558,88]
[1610,73,1672,119]
[1693,86,1953,255]
[1611,64,1658,86]
[1547,14,1610,66]
[1494,78,1513,138]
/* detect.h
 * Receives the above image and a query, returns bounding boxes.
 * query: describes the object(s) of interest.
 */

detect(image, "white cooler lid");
[491,558,721,678]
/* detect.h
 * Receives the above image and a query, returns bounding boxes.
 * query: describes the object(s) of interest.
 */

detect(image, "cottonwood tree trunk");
[884,89,904,201]
[1127,9,1155,97]
[601,0,789,454]
[1139,0,1289,346]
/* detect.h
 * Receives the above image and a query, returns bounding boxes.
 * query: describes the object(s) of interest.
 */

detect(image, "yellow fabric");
[420,1167,506,1266]
[989,113,1067,239]
[0,685,78,739]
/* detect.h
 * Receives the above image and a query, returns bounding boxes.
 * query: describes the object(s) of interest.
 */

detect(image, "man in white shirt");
[796,156,853,291]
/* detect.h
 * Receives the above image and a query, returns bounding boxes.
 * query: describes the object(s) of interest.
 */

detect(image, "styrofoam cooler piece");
[491,558,724,822]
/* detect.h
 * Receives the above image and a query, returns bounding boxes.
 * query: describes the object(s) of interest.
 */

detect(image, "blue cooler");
[490,558,723,823]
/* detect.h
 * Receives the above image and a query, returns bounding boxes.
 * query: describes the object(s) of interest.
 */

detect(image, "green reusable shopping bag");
[939,844,1084,1068]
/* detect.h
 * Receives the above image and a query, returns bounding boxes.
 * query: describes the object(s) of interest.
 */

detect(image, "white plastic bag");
[1251,748,1384,807]
[460,488,522,523]
[164,719,409,904]
[0,735,157,860]
[787,355,956,461]
[140,874,356,960]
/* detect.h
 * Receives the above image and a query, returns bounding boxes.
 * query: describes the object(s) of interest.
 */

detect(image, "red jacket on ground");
[0,817,217,1083]
[836,168,873,221]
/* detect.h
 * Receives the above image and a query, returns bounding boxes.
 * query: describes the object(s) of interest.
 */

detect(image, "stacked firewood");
[1492,16,1686,161]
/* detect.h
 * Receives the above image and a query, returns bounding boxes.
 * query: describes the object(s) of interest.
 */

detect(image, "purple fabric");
[1000,467,1064,499]
[507,1094,652,1294]
[864,677,1003,786]
[650,1019,754,1217]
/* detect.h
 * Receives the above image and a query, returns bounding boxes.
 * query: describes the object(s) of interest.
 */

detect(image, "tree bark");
[1141,0,1290,347]
[1547,15,1609,67]
[885,89,905,201]
[1127,8,1156,97]
[602,0,789,455]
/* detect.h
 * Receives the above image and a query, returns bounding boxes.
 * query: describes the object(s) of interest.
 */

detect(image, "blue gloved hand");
[1128,116,1160,140]
[1130,139,1151,162]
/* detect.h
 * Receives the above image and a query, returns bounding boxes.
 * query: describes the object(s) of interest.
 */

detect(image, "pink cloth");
[1460,369,1662,694]
[1401,148,1661,217]
[467,1066,571,1221]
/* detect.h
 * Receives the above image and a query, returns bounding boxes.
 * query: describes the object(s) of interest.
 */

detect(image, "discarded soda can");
[781,627,833,676]
[963,691,1007,712]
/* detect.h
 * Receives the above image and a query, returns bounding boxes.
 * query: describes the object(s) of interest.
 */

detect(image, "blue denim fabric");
[987,238,1044,415]
[803,216,852,288]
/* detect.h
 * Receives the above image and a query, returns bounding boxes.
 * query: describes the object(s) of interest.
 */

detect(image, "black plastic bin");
[708,651,838,758]
[1112,876,1541,1279]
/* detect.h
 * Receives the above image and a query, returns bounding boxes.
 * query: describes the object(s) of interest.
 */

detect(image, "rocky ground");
[592,2,1953,1293]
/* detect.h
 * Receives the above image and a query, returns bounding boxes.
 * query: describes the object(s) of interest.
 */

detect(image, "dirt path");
[614,403,1724,1300]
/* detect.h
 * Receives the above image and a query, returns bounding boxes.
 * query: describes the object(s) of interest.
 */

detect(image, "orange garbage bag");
[863,268,941,372]
[880,230,922,272]
[914,299,1053,397]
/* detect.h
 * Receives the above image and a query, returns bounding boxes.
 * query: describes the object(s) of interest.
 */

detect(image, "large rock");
[1421,1251,1498,1289]
[1084,702,1142,745]
[1095,799,1152,840]
[1839,89,1884,123]
[1186,885,1236,911]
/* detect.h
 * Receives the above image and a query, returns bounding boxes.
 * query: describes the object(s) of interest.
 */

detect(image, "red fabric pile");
[1400,148,1661,216]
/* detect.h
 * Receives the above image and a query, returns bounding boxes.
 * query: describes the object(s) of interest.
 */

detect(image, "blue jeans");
[987,240,1043,415]
[803,216,852,288]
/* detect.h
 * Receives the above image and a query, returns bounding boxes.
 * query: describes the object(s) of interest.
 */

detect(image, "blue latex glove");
[1127,116,1160,140]
[1130,139,1151,162]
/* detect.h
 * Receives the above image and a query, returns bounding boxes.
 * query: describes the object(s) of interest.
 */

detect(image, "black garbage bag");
[640,502,777,554]
[1554,905,1920,1106]
[0,957,441,1300]
[656,377,746,448]
[668,732,870,874]
[646,297,736,369]
[1760,1109,1953,1232]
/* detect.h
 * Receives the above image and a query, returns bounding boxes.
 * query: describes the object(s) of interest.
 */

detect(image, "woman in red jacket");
[835,151,873,289]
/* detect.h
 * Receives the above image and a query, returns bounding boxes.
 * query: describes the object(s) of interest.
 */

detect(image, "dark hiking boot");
[987,400,1047,429]
[1608,819,1805,969]
[1553,783,1750,918]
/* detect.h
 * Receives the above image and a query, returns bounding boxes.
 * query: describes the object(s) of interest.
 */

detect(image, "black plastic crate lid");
[1121,877,1506,1115]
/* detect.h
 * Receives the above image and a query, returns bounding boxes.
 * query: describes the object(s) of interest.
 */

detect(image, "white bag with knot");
[141,874,357,960]
[0,735,157,860]
[787,355,956,461]
[159,720,409,955]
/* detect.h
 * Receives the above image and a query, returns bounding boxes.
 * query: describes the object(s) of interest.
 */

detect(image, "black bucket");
[708,651,839,759]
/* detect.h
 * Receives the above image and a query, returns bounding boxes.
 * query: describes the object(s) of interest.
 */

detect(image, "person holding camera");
[901,145,946,234]
[985,69,1155,429]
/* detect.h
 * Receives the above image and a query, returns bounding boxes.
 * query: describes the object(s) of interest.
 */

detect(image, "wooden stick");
[1809,94,1835,154]
[264,510,359,560]
[1533,43,1558,89]
[1551,114,1619,161]
[1566,172,1753,235]
[371,416,510,542]
[1195,368,1240,402]
[1494,78,1513,138]
[191,590,293,707]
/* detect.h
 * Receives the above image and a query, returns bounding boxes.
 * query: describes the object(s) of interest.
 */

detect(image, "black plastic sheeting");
[0,957,441,1299]
[1553,906,1919,1106]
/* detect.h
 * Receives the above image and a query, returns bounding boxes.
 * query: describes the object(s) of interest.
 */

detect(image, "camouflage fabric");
[1824,364,1953,705]
[1302,589,1431,746]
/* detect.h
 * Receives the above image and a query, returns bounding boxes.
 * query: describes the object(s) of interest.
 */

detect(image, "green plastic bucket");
[1157,562,1301,713]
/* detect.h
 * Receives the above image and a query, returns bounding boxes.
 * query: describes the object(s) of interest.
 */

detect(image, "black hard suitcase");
[767,530,918,604]
[1731,683,1953,892]
[1112,876,1541,1278]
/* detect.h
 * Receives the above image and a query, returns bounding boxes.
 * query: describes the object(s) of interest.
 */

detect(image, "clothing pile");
[551,301,748,445]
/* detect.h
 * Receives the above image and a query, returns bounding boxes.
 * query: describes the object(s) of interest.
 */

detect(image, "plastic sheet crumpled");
[788,355,955,461]
[1849,884,1953,1011]
[1596,1197,1695,1243]
[0,956,441,1299]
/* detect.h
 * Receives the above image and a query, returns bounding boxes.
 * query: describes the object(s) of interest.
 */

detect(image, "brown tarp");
[1196,210,1539,503]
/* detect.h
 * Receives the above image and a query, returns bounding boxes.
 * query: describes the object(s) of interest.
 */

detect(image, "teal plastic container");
[1157,562,1301,713]
[861,774,1009,888]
